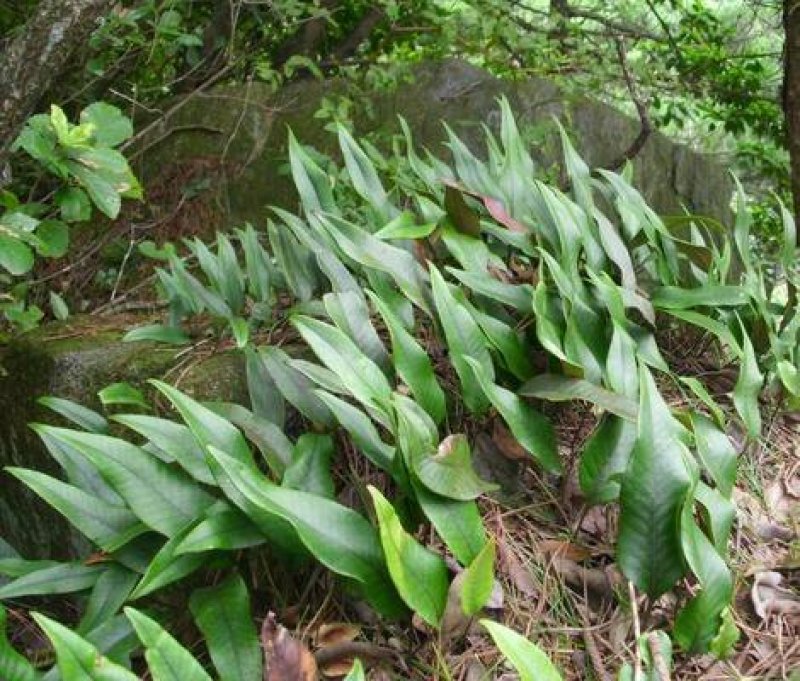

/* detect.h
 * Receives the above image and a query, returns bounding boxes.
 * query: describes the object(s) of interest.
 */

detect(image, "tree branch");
[607,37,653,171]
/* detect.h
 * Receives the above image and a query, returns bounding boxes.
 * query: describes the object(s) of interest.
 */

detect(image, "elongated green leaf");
[257,346,333,426]
[0,557,58,579]
[176,503,265,554]
[80,614,139,671]
[6,468,145,552]
[617,366,693,598]
[578,415,637,504]
[210,403,292,476]
[652,285,750,310]
[673,499,733,653]
[409,432,497,501]
[98,383,147,409]
[367,290,446,424]
[732,329,763,438]
[481,620,562,681]
[680,377,726,429]
[414,483,486,566]
[38,396,108,433]
[283,433,335,498]
[0,563,102,599]
[446,267,534,311]
[0,605,39,681]
[460,541,495,615]
[292,315,392,414]
[33,612,138,681]
[691,414,737,498]
[150,380,253,467]
[531,282,570,364]
[50,290,69,320]
[466,358,560,473]
[268,222,318,301]
[317,213,430,315]
[374,212,436,240]
[430,265,493,413]
[111,414,215,486]
[237,224,272,303]
[461,297,533,381]
[124,608,213,681]
[35,426,214,537]
[289,358,348,394]
[189,574,262,681]
[605,321,638,398]
[315,390,395,471]
[122,324,190,345]
[660,309,741,355]
[519,374,638,421]
[368,487,448,627]
[130,526,206,599]
[337,124,393,221]
[78,565,139,634]
[694,482,735,556]
[206,447,403,617]
[215,233,245,313]
[288,130,336,216]
[324,291,390,371]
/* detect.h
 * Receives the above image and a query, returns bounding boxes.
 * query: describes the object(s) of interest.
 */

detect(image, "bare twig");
[583,628,612,681]
[629,581,644,681]
[607,38,653,171]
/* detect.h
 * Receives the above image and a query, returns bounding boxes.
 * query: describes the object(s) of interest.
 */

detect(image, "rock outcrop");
[136,59,732,229]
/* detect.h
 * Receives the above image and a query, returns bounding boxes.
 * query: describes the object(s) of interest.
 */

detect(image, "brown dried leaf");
[491,421,530,461]
[315,623,360,648]
[538,539,592,563]
[440,572,473,642]
[497,540,538,598]
[262,612,319,681]
[551,557,620,602]
[751,571,800,621]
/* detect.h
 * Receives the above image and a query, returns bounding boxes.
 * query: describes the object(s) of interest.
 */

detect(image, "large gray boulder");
[135,59,732,228]
[0,317,247,559]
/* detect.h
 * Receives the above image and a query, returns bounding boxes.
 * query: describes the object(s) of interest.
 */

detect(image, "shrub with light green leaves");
[1,103,140,329]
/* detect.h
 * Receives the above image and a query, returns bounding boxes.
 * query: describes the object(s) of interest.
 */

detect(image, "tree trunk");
[784,0,800,220]
[0,0,114,178]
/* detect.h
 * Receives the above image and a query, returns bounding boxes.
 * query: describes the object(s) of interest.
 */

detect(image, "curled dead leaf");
[751,571,800,621]
[315,623,360,648]
[491,421,530,461]
[440,572,473,642]
[262,612,319,681]
[551,557,620,603]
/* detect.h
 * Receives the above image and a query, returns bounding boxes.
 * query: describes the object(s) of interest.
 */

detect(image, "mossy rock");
[0,316,246,559]
[135,59,732,230]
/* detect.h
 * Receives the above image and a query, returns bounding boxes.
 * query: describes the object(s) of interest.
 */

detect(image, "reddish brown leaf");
[483,196,527,233]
